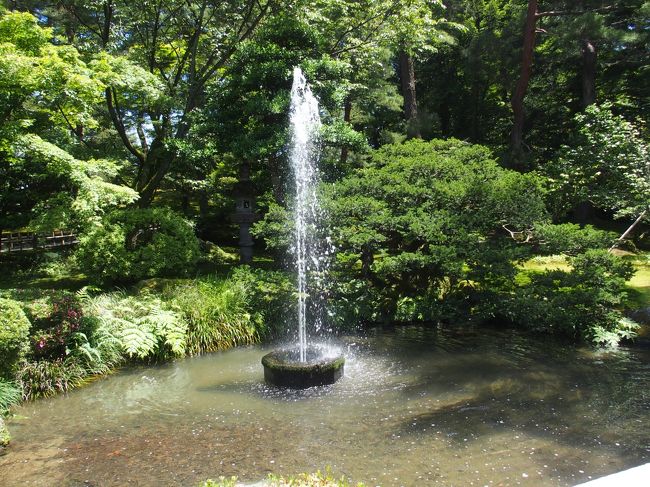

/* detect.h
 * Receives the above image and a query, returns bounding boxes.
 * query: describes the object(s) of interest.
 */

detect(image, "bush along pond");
[261,67,344,389]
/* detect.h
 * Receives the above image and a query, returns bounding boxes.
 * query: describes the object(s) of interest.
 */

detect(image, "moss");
[0,417,10,448]
[262,351,345,373]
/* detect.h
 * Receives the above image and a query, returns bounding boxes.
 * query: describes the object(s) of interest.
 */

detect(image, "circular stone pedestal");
[262,346,345,388]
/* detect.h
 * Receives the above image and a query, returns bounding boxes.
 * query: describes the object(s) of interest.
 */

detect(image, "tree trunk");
[510,0,538,165]
[399,50,421,139]
[439,99,450,137]
[198,191,209,218]
[581,38,597,109]
[339,98,352,166]
[609,210,648,251]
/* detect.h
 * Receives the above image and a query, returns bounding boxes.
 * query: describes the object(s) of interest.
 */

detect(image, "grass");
[169,277,261,354]
[625,264,650,310]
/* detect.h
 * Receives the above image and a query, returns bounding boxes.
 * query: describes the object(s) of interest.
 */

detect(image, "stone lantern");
[230,162,256,264]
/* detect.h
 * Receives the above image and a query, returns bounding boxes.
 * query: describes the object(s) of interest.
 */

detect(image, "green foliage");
[0,10,136,233]
[0,379,21,413]
[76,208,200,284]
[0,298,31,379]
[316,139,548,324]
[87,293,186,361]
[488,250,639,346]
[0,11,50,55]
[546,105,650,220]
[251,202,293,253]
[203,244,239,265]
[15,358,86,400]
[19,292,85,361]
[170,275,261,354]
[229,266,296,337]
[533,223,617,256]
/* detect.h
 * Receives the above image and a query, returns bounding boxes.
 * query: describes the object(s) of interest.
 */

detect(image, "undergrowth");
[0,268,291,403]
[170,277,260,354]
[201,470,366,487]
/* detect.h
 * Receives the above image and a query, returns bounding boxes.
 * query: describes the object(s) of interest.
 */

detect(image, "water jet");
[262,67,344,388]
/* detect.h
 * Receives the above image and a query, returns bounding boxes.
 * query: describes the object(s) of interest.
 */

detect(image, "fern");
[120,324,158,359]
[68,332,104,369]
[86,293,186,360]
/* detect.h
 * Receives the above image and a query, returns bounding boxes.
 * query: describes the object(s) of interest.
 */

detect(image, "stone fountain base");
[261,346,345,388]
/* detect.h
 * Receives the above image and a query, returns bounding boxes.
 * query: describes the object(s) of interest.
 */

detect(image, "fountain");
[261,67,345,388]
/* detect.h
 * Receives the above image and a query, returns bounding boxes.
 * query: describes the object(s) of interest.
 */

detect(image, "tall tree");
[0,11,136,233]
[509,0,538,163]
[18,0,280,207]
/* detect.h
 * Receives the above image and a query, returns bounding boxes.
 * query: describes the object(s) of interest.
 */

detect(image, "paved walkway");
[574,463,650,486]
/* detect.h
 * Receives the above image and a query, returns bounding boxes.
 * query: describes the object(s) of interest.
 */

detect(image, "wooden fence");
[0,230,78,253]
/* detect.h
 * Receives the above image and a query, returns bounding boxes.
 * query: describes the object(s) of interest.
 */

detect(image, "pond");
[2,326,649,486]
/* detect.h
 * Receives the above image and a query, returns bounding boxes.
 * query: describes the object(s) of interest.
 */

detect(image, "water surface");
[2,326,649,486]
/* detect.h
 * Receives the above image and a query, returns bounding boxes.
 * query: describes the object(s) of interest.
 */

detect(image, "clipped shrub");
[76,207,200,284]
[0,298,31,378]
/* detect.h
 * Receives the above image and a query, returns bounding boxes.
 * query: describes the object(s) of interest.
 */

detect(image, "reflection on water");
[2,326,649,486]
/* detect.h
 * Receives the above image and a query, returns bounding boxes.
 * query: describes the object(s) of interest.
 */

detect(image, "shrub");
[76,208,200,284]
[0,298,31,378]
[28,292,84,360]
[316,139,547,326]
[488,250,639,346]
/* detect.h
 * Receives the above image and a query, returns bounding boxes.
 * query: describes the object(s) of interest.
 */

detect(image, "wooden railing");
[0,230,78,253]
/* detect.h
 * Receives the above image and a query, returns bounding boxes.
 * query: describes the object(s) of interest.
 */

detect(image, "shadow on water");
[389,329,650,480]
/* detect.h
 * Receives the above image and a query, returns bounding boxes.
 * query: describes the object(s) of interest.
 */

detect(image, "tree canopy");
[0,1,647,345]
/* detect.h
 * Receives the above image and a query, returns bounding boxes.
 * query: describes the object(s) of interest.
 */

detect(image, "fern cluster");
[87,292,187,360]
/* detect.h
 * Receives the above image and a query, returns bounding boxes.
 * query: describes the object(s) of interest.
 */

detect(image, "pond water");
[2,326,649,486]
